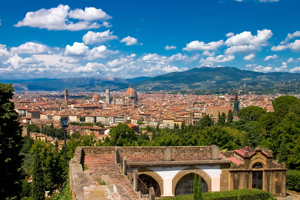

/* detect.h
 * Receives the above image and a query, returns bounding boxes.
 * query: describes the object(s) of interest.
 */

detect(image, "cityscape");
[1,0,300,200]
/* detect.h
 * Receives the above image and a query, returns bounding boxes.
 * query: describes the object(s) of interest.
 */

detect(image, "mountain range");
[4,67,300,93]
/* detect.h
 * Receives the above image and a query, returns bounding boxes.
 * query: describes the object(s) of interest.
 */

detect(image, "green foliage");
[272,96,300,112]
[41,125,64,139]
[0,83,23,199]
[27,124,40,133]
[193,174,198,200]
[238,106,266,121]
[79,116,85,122]
[278,136,288,164]
[52,178,72,200]
[103,123,137,146]
[286,170,300,192]
[21,179,32,198]
[198,115,214,130]
[162,189,275,200]
[32,147,45,200]
[197,176,203,200]
[227,109,233,124]
[69,122,104,127]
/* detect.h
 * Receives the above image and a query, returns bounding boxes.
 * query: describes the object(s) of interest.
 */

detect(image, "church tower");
[64,89,68,102]
[106,89,111,104]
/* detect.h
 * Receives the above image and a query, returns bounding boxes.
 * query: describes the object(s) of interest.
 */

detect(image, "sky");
[0,0,299,80]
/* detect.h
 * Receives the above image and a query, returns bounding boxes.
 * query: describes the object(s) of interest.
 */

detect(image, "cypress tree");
[278,135,288,164]
[32,147,45,200]
[198,176,203,200]
[227,109,233,124]
[0,83,23,199]
[193,174,198,200]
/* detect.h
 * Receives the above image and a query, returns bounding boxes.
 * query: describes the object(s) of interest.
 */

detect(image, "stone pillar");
[133,170,138,192]
[123,157,127,175]
[211,145,219,160]
[164,147,172,161]
[149,187,155,200]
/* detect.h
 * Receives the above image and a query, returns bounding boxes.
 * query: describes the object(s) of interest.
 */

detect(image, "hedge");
[286,170,300,192]
[161,189,276,200]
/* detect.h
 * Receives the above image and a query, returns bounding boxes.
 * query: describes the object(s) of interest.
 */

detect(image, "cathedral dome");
[125,85,135,96]
[92,94,99,99]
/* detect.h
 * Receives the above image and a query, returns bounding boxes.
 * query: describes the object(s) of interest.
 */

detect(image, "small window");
[253,163,263,169]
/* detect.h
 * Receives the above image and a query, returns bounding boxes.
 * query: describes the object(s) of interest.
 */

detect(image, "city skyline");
[0,0,300,80]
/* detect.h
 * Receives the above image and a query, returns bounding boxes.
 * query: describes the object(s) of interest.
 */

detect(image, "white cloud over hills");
[14,5,111,31]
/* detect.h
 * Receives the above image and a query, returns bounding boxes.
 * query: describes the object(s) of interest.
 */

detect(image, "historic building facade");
[69,146,287,200]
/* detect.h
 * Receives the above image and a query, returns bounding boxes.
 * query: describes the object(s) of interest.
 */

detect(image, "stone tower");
[233,91,239,117]
[64,89,68,102]
[106,89,111,104]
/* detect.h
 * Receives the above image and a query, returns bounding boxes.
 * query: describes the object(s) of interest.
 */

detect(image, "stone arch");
[132,167,164,196]
[172,167,212,196]
[250,155,267,169]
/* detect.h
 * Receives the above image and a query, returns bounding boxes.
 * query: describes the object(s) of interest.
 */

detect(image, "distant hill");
[5,67,300,93]
[134,67,300,93]
[12,77,130,92]
[125,76,151,83]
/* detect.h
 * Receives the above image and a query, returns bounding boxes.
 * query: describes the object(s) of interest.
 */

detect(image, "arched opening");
[175,173,208,196]
[138,174,161,197]
[252,163,263,190]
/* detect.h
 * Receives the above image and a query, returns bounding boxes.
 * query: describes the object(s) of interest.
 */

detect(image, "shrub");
[286,170,300,192]
[161,189,275,200]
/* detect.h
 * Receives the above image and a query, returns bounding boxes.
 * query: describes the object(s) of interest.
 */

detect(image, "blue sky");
[0,0,299,79]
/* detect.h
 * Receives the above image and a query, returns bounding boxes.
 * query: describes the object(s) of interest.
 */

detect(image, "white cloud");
[203,51,215,57]
[225,29,273,47]
[0,45,11,57]
[64,42,88,56]
[287,58,294,63]
[225,32,234,37]
[243,53,255,61]
[74,62,105,73]
[264,54,278,61]
[0,19,1,26]
[85,45,119,60]
[68,7,111,21]
[225,45,257,54]
[253,65,273,72]
[200,54,235,65]
[290,66,300,73]
[15,4,110,31]
[246,64,256,68]
[10,42,49,54]
[165,45,176,50]
[183,40,224,51]
[272,40,300,51]
[280,31,300,44]
[82,30,118,45]
[4,54,41,69]
[274,62,287,72]
[121,36,138,46]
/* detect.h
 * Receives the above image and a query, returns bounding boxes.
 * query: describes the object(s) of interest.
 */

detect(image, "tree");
[238,106,266,121]
[27,123,40,133]
[198,176,203,200]
[272,95,300,112]
[0,83,23,199]
[278,136,288,164]
[198,115,214,130]
[227,109,233,124]
[32,147,45,200]
[193,174,198,200]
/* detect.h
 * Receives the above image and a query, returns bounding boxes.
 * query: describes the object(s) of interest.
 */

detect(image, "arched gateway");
[138,174,161,197]
[175,173,208,196]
